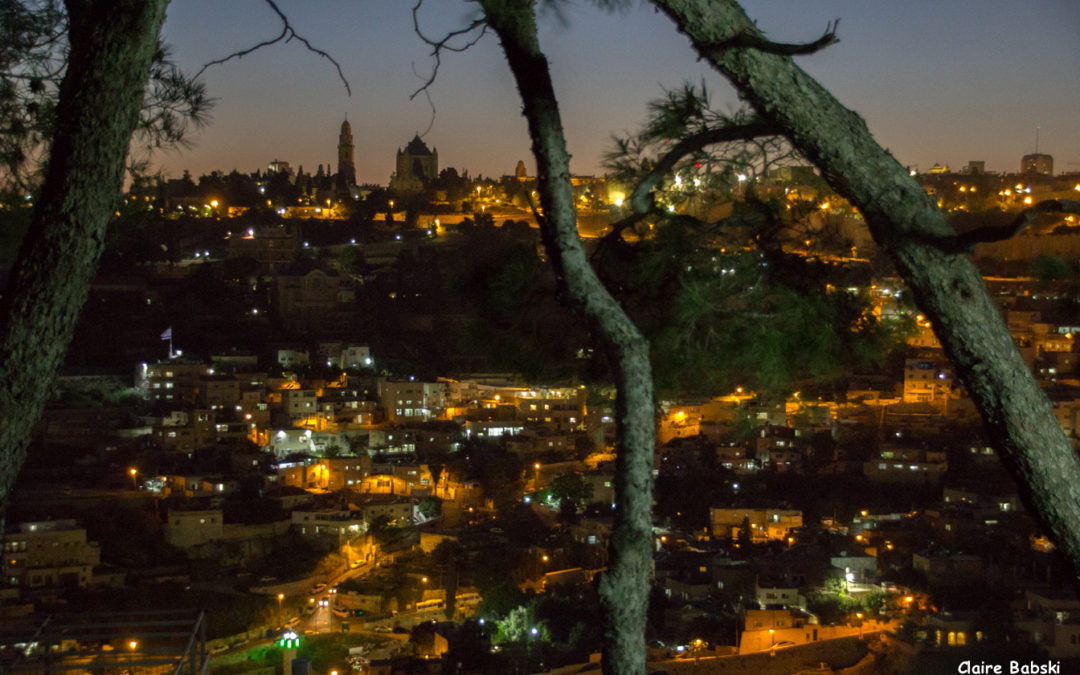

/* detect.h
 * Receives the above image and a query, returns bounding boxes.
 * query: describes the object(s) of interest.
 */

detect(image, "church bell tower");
[338,119,356,186]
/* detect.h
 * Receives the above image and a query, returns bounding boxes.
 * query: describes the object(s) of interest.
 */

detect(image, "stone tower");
[338,119,356,186]
[391,134,438,193]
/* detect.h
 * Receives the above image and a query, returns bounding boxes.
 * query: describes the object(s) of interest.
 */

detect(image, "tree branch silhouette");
[935,199,1080,252]
[718,19,840,55]
[409,0,487,134]
[194,0,350,95]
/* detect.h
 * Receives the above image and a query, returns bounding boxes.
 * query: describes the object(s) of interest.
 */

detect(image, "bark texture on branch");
[653,0,1080,582]
[0,0,168,529]
[479,2,655,672]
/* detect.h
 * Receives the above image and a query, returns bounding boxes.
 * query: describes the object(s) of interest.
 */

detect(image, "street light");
[128,468,137,488]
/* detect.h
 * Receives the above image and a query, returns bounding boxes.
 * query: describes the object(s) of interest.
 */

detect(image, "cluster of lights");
[277,630,300,649]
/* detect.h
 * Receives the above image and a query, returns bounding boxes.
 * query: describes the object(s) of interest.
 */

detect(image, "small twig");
[410,0,487,101]
[194,0,350,95]
[719,19,840,56]
[524,188,546,231]
[938,199,1080,252]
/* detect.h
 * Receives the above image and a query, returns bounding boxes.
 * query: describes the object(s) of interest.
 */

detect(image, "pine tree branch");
[598,120,778,250]
[718,19,840,56]
[937,199,1080,252]
[628,120,777,214]
[650,0,1080,589]
[478,2,656,671]
[194,0,350,95]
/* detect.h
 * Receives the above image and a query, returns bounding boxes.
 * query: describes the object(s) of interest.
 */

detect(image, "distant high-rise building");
[338,119,356,186]
[1021,153,1053,176]
[391,134,438,193]
[965,161,985,175]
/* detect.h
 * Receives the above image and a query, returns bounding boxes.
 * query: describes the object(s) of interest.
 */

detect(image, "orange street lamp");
[128,468,138,488]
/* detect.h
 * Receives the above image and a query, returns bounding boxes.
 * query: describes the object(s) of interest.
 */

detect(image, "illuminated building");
[1021,153,1053,176]
[3,520,103,590]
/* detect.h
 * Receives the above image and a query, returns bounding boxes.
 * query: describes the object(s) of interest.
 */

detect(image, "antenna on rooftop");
[1035,125,1041,154]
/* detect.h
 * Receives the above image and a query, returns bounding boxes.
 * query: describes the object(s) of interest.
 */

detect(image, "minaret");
[338,119,356,186]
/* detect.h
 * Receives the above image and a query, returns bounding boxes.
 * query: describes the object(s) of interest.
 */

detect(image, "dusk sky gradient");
[159,1,1080,185]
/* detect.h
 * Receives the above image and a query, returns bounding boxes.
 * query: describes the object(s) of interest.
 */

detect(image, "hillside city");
[2,124,1080,674]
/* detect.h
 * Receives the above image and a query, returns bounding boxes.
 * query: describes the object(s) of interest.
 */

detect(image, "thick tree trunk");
[653,0,1080,582]
[479,2,656,672]
[0,0,168,527]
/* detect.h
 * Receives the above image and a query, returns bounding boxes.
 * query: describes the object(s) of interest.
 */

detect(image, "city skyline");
[159,0,1080,184]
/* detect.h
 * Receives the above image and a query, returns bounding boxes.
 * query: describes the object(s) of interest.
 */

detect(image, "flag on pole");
[161,327,172,341]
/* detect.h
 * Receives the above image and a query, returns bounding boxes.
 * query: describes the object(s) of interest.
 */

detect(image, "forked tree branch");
[194,0,350,95]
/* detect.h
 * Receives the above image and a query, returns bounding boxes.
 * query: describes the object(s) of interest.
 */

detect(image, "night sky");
[159,0,1080,184]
